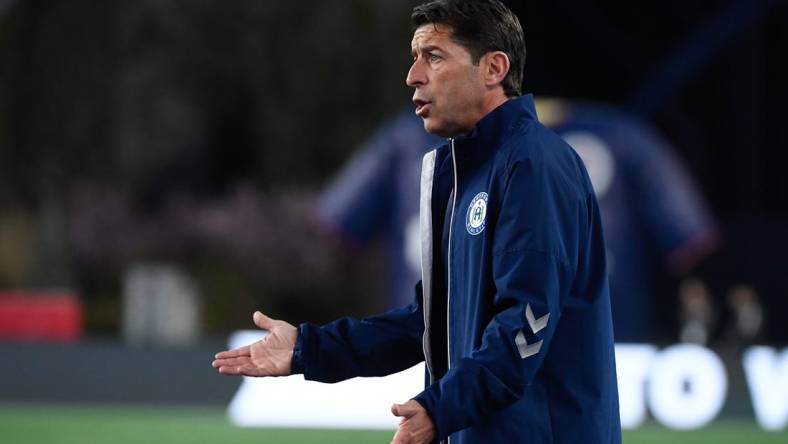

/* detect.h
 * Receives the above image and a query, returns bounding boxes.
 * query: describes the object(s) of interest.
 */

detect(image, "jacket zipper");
[447,139,457,370]
[445,139,458,444]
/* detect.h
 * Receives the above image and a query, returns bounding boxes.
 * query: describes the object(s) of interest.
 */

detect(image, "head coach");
[213,1,622,443]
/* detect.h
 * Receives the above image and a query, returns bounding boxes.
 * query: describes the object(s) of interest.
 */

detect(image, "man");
[213,1,621,443]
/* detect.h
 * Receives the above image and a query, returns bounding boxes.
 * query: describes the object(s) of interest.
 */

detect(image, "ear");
[482,51,510,90]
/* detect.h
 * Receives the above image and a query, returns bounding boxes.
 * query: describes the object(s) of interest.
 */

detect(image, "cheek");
[436,73,469,106]
[448,70,480,101]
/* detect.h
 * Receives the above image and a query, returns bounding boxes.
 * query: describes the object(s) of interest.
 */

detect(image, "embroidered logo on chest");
[466,192,488,235]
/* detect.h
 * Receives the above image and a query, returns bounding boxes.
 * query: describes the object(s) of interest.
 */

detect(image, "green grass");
[0,403,783,444]
[0,403,391,444]
[621,421,784,444]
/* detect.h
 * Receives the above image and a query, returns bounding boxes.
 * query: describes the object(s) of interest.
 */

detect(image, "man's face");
[407,24,487,137]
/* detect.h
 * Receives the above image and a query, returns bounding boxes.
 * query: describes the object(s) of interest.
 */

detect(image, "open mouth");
[413,99,431,116]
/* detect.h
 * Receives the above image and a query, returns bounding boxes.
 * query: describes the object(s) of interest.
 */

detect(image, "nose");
[406,58,426,88]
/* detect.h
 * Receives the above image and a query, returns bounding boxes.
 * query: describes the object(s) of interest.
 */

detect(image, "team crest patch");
[466,192,488,235]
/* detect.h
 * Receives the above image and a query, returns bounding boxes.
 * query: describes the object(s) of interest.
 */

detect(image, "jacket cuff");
[413,384,449,442]
[290,323,310,375]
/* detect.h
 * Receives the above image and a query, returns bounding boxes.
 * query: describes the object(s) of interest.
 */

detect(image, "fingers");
[214,345,251,360]
[213,356,252,375]
[217,364,255,376]
[253,311,275,330]
[390,428,412,444]
[212,356,251,369]
[218,362,275,377]
[213,356,262,376]
[390,428,404,444]
[391,401,434,444]
[391,419,433,444]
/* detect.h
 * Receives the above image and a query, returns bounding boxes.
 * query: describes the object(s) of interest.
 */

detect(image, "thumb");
[253,311,275,330]
[391,401,417,418]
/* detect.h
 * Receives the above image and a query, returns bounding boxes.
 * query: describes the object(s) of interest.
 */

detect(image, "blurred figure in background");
[678,277,716,345]
[315,109,443,310]
[318,98,719,342]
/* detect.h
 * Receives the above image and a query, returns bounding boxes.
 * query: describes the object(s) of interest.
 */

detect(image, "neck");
[453,91,509,137]
[480,91,510,118]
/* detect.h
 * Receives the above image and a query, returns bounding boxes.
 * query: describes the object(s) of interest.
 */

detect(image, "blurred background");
[0,0,786,443]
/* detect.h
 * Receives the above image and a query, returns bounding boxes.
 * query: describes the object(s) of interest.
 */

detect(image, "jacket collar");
[451,94,538,158]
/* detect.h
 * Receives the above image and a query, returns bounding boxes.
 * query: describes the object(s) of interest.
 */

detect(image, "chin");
[423,119,451,138]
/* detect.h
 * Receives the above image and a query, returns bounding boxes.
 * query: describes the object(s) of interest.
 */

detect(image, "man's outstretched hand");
[212,311,298,377]
[391,400,436,444]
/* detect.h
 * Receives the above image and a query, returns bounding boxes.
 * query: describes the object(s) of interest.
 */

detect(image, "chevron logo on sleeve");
[525,304,550,334]
[515,330,543,359]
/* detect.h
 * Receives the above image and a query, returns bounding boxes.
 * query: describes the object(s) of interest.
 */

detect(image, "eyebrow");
[411,44,442,56]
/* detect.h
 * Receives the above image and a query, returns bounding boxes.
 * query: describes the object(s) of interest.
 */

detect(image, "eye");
[428,53,441,62]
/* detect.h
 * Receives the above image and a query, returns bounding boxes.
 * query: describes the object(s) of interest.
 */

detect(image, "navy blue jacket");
[292,95,621,443]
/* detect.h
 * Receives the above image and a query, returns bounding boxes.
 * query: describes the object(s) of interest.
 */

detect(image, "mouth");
[413,98,431,117]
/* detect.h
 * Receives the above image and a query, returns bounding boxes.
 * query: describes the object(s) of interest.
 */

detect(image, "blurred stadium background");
[1,0,787,443]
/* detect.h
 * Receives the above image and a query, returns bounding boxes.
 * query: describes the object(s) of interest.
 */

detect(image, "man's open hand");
[212,311,298,377]
[390,400,436,444]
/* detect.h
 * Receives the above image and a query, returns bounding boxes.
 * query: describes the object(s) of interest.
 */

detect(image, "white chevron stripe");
[525,304,550,334]
[515,330,543,359]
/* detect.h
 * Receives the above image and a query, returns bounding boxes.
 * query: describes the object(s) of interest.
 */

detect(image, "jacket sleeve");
[291,282,426,383]
[414,151,586,439]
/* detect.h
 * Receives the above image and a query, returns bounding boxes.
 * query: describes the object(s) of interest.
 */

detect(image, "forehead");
[410,23,454,50]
